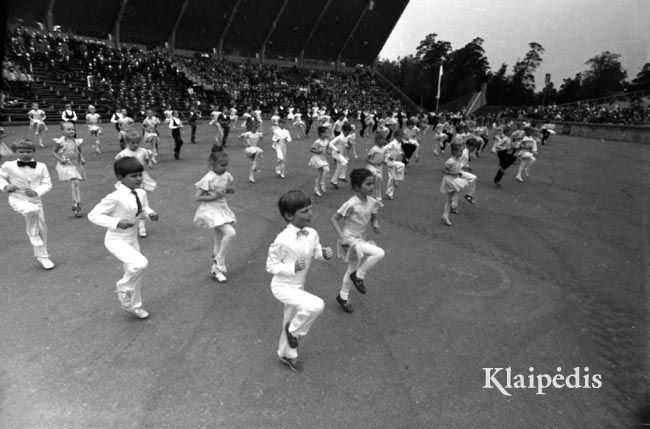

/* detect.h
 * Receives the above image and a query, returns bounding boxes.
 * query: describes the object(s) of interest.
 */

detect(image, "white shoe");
[249,177,256,183]
[214,271,227,283]
[37,257,55,270]
[314,189,322,197]
[138,227,147,237]
[516,176,524,182]
[280,173,286,178]
[124,307,149,319]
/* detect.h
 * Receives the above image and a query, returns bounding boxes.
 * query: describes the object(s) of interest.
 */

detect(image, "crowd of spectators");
[172,55,404,116]
[3,25,407,121]
[484,98,650,126]
[524,100,650,125]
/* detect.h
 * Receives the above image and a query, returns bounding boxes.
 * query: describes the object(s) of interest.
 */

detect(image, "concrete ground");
[0,122,648,428]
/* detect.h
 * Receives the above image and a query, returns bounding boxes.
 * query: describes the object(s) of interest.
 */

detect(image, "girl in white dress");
[52,121,86,217]
[440,142,477,226]
[194,151,236,282]
[330,168,385,313]
[515,127,539,182]
[240,119,264,183]
[85,105,103,153]
[307,126,330,197]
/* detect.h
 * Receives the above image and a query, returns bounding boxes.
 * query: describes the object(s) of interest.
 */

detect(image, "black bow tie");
[17,160,37,168]
[296,229,309,237]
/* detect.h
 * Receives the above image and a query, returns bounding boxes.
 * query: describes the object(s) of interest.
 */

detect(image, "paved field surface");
[0,123,648,427]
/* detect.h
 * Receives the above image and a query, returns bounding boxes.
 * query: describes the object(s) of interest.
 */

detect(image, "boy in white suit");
[88,157,159,319]
[266,190,333,372]
[0,138,54,269]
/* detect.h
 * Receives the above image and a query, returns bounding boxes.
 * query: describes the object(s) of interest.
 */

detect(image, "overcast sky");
[379,0,650,90]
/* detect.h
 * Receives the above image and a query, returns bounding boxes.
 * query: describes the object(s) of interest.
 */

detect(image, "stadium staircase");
[1,58,111,126]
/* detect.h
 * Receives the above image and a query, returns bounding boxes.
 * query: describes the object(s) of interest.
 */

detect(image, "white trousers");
[273,142,287,175]
[330,152,348,183]
[105,232,148,310]
[272,286,324,359]
[386,161,405,198]
[9,195,49,259]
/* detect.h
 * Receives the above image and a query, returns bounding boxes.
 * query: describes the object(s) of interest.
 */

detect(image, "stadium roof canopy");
[8,0,409,65]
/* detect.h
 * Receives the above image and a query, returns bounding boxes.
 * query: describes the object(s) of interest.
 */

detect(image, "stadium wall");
[555,122,650,144]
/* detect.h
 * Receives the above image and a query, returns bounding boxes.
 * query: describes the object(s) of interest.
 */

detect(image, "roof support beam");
[259,0,289,63]
[299,0,331,66]
[168,0,190,51]
[45,0,56,32]
[112,0,129,49]
[218,0,242,61]
[335,0,371,69]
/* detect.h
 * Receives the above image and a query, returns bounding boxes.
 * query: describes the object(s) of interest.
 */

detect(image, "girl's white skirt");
[56,162,85,181]
[308,154,329,169]
[194,201,236,229]
[244,146,263,159]
[440,174,468,193]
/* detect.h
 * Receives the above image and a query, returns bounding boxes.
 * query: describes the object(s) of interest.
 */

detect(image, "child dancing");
[240,119,264,183]
[193,151,237,282]
[307,126,330,197]
[88,157,159,319]
[0,138,54,269]
[266,190,333,372]
[384,129,405,200]
[115,131,157,237]
[440,142,477,226]
[515,127,539,182]
[272,119,292,178]
[53,121,86,217]
[330,168,385,313]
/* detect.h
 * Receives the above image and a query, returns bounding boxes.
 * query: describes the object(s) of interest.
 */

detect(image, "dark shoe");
[464,195,476,205]
[279,356,303,372]
[339,178,348,182]
[285,322,298,348]
[493,180,502,187]
[174,152,179,160]
[349,271,366,294]
[450,206,458,214]
[330,182,339,190]
[336,295,354,313]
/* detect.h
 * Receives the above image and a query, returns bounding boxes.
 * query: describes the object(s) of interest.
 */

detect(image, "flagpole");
[435,63,443,114]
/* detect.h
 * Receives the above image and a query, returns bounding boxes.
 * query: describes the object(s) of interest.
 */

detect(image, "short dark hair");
[124,131,141,143]
[278,190,312,222]
[11,137,35,152]
[342,123,352,132]
[317,126,328,135]
[209,150,229,164]
[114,157,143,177]
[349,168,374,189]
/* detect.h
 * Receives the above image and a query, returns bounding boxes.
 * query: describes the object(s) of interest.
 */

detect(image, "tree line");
[376,33,650,110]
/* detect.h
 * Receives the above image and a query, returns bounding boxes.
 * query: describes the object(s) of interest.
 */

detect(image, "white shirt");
[88,183,155,235]
[272,128,291,143]
[0,160,52,198]
[266,224,324,288]
[328,134,348,154]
